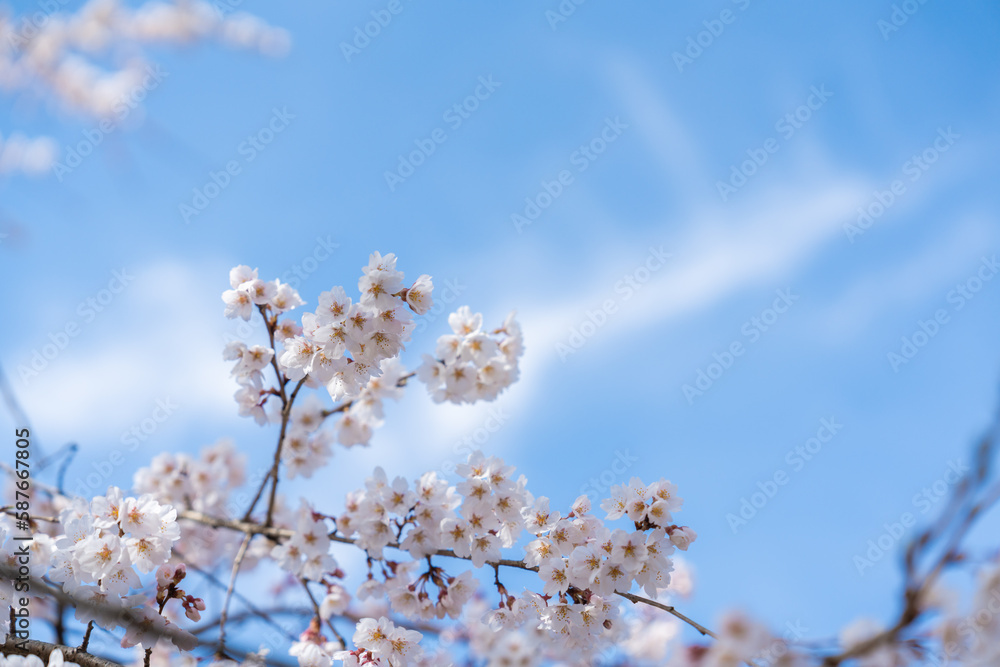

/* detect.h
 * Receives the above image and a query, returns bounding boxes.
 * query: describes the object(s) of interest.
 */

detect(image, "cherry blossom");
[1,1,289,175]
[2,250,999,667]
[417,307,523,405]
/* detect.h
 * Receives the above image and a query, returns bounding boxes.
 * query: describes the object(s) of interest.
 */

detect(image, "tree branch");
[178,509,719,641]
[218,532,254,654]
[0,637,123,667]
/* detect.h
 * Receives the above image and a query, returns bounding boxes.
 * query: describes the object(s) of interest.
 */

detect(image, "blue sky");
[2,0,1000,660]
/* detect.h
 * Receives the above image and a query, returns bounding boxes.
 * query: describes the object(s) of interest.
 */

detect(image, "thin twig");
[300,578,346,648]
[264,377,307,527]
[218,532,254,653]
[242,306,290,523]
[79,621,95,652]
[319,373,414,421]
[614,590,721,639]
[54,601,66,644]
[179,509,720,642]
[191,607,314,635]
[173,550,299,643]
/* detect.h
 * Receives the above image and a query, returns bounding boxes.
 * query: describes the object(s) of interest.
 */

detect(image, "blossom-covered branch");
[3,250,999,667]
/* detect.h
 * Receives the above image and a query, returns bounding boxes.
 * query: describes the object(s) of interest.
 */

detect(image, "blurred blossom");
[0,0,289,175]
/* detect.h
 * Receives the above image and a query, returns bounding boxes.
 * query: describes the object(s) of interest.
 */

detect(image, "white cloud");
[603,54,711,207]
[520,180,869,378]
[816,213,999,342]
[12,260,237,447]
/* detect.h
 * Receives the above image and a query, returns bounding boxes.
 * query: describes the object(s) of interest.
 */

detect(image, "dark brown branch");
[79,621,95,652]
[264,377,308,528]
[0,637,123,667]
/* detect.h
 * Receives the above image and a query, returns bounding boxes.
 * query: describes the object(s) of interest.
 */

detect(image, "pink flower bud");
[669,526,697,551]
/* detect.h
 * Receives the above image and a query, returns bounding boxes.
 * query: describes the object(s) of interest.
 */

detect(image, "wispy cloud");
[11,261,235,446]
[816,213,999,342]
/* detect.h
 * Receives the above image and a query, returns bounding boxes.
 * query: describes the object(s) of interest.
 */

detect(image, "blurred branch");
[821,412,1000,666]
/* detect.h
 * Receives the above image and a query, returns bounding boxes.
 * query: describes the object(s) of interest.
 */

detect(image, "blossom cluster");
[335,616,423,667]
[58,492,180,642]
[336,452,544,569]
[9,248,1000,667]
[0,0,289,175]
[277,253,430,400]
[337,466,461,563]
[289,616,422,667]
[0,524,54,632]
[221,264,305,424]
[417,306,523,405]
[221,254,428,410]
[325,357,408,450]
[221,256,518,458]
[485,474,694,656]
[357,561,479,623]
[1,487,199,652]
[133,439,248,569]
[271,502,337,581]
[445,568,690,667]
[521,484,688,597]
[330,451,697,661]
